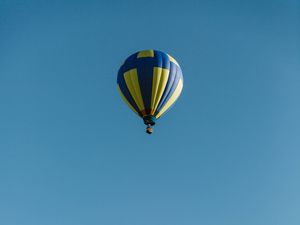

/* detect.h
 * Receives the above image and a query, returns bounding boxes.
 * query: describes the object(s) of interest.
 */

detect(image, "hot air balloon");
[117,50,183,134]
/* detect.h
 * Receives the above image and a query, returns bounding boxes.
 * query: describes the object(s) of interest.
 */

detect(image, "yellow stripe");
[150,67,169,114]
[155,79,183,119]
[124,69,145,112]
[137,50,154,58]
[117,85,139,115]
[167,54,179,67]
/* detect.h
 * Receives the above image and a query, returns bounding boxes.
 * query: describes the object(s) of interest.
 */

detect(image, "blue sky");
[0,1,300,225]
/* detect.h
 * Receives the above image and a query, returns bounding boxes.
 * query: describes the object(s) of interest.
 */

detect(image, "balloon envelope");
[117,50,183,128]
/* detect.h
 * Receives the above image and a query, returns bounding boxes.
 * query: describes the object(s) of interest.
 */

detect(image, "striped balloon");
[117,50,183,134]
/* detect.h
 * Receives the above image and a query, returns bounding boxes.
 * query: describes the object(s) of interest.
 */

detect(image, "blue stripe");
[136,58,156,114]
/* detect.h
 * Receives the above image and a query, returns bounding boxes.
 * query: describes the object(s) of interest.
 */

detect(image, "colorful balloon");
[117,50,183,134]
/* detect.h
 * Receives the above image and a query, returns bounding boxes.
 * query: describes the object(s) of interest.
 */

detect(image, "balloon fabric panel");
[117,50,183,122]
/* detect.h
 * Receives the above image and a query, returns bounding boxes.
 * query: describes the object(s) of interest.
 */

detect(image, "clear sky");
[1,0,300,225]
